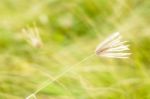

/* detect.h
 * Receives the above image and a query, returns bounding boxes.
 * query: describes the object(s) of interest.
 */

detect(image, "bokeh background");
[0,0,150,99]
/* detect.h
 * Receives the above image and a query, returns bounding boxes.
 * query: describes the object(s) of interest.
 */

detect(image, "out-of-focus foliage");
[0,0,150,99]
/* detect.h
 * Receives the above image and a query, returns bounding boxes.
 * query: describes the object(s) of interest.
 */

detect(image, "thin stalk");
[26,53,95,98]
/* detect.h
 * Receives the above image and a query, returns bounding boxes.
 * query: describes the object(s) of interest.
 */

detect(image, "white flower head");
[22,26,43,48]
[95,32,131,58]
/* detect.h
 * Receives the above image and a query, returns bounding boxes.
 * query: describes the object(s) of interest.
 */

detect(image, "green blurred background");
[0,0,150,99]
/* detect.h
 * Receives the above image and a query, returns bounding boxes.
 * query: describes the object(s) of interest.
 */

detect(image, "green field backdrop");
[0,0,150,99]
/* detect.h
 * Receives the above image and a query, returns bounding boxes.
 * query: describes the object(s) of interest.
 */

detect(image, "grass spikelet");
[95,32,131,58]
[22,25,43,48]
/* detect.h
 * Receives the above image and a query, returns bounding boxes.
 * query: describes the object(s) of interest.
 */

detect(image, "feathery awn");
[95,32,131,58]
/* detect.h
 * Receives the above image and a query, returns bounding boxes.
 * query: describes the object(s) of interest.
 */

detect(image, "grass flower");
[95,32,131,58]
[22,26,43,48]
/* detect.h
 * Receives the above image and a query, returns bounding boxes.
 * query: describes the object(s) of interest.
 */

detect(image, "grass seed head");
[22,26,43,48]
[95,32,131,58]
